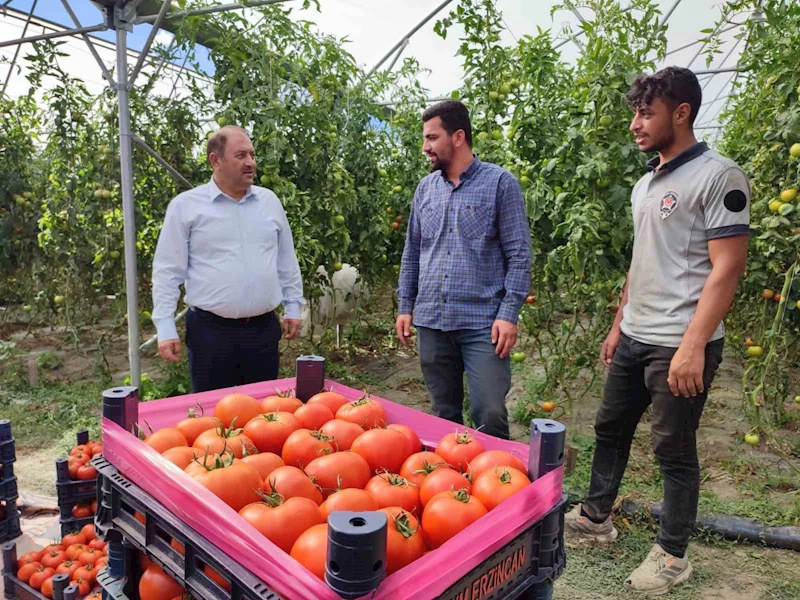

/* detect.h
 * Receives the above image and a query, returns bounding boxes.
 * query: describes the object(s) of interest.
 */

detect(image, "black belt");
[190,306,273,325]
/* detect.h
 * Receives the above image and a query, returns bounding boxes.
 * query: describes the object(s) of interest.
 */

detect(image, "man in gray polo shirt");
[565,67,750,594]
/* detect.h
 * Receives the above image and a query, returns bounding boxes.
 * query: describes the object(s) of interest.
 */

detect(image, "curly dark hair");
[422,100,473,147]
[627,67,702,125]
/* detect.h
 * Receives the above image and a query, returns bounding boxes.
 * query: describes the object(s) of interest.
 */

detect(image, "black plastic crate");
[0,505,21,543]
[0,420,15,465]
[55,429,98,507]
[0,462,14,482]
[2,542,80,600]
[59,514,95,538]
[0,477,18,504]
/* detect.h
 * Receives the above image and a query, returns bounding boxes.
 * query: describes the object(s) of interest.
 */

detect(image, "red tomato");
[65,544,87,561]
[351,428,411,475]
[400,451,452,489]
[16,562,42,583]
[187,455,264,511]
[161,446,202,470]
[138,564,183,600]
[319,419,365,451]
[17,551,43,568]
[69,577,91,597]
[214,392,263,428]
[379,507,426,574]
[40,577,55,599]
[192,424,256,458]
[471,466,531,510]
[365,473,421,515]
[40,550,67,569]
[294,403,335,431]
[319,488,378,520]
[467,450,526,480]
[78,548,101,566]
[335,395,388,429]
[72,503,92,518]
[89,539,108,552]
[281,429,334,470]
[29,566,55,590]
[263,466,323,504]
[77,463,97,480]
[307,390,350,414]
[239,495,323,553]
[55,560,82,580]
[70,445,88,457]
[304,452,372,498]
[243,412,301,454]
[94,556,109,570]
[80,523,96,542]
[74,564,97,584]
[290,524,328,580]
[419,467,471,508]
[41,544,65,554]
[144,428,188,454]
[388,424,422,454]
[175,406,218,445]
[91,444,103,456]
[422,489,488,549]
[240,451,285,481]
[261,393,303,414]
[436,430,485,472]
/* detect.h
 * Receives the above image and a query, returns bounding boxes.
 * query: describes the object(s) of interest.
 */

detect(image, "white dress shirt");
[152,177,305,342]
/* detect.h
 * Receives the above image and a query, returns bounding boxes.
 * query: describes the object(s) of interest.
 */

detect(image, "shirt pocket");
[420,202,444,240]
[458,202,492,239]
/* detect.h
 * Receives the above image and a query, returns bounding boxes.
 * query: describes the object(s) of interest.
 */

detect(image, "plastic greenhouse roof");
[0,0,758,135]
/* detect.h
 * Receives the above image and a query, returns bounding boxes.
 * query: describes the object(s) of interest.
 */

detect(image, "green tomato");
[511,351,526,364]
[554,186,563,194]
[599,115,613,127]
[510,79,520,89]
[15,195,25,206]
[22,305,32,313]
[477,132,489,142]
[794,395,800,404]
[102,190,112,199]
[379,169,388,178]
[261,174,270,185]
[53,295,65,305]
[520,175,531,187]
[393,265,401,275]
[333,262,343,272]
[22,191,32,199]
[499,83,511,95]
[110,250,120,259]
[780,188,797,202]
[491,130,503,141]
[379,254,388,263]
[216,115,228,127]
[488,91,499,101]
[498,94,506,101]
[769,200,784,213]
[744,432,760,446]
[392,185,403,193]
[791,143,800,158]
[334,214,346,225]
[597,179,610,189]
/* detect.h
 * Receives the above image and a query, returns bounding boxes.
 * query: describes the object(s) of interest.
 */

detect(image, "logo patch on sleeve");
[660,191,679,220]
[724,189,747,213]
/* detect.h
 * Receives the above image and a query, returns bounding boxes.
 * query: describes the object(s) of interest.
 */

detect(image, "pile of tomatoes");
[141,389,532,580]
[66,439,102,481]
[15,524,107,599]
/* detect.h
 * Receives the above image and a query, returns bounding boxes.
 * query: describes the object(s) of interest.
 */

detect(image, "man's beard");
[646,127,675,154]
[429,154,449,172]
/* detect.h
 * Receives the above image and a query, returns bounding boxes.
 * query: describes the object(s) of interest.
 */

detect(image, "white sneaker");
[564,503,619,548]
[624,544,693,596]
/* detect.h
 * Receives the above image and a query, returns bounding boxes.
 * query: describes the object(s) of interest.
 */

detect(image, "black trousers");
[583,333,724,558]
[185,307,282,393]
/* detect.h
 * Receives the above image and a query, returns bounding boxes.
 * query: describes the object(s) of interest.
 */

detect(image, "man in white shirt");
[151,126,304,392]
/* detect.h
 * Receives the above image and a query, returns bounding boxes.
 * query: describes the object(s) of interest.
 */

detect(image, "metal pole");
[135,0,293,24]
[665,23,742,57]
[0,24,108,49]
[365,0,455,80]
[131,135,192,189]
[659,0,684,26]
[386,38,410,74]
[59,0,114,87]
[116,21,141,390]
[1,0,37,96]
[129,0,173,87]
[702,37,742,91]
[140,307,189,351]
[693,67,742,75]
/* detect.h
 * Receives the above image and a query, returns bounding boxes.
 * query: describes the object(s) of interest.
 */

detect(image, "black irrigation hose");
[566,491,800,552]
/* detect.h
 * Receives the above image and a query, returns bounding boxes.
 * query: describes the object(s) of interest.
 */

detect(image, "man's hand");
[396,314,414,346]
[600,327,621,367]
[158,338,181,362]
[492,320,517,359]
[283,318,301,340]
[668,343,706,398]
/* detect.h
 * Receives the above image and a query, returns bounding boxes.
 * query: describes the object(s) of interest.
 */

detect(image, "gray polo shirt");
[620,142,751,348]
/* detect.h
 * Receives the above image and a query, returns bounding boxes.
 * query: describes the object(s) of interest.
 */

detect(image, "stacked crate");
[0,420,21,543]
[56,429,98,537]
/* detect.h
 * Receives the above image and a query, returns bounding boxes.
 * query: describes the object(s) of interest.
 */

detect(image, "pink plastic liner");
[102,378,564,600]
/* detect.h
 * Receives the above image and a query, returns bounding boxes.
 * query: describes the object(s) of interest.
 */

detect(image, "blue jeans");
[417,326,511,439]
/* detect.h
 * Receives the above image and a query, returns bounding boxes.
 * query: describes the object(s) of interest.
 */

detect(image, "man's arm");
[668,236,747,396]
[152,198,189,361]
[492,173,532,358]
[396,185,423,345]
[600,271,630,366]
[276,204,305,339]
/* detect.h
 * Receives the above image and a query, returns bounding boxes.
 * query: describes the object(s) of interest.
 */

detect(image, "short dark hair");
[206,125,249,160]
[422,100,473,147]
[627,67,702,125]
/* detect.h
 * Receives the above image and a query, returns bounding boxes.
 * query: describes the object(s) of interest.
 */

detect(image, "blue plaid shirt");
[398,157,531,331]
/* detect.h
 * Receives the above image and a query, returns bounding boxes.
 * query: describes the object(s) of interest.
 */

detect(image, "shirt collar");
[647,142,708,174]
[208,176,256,202]
[439,155,482,182]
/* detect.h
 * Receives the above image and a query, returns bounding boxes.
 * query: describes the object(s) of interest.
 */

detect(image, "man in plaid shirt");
[396,101,532,440]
